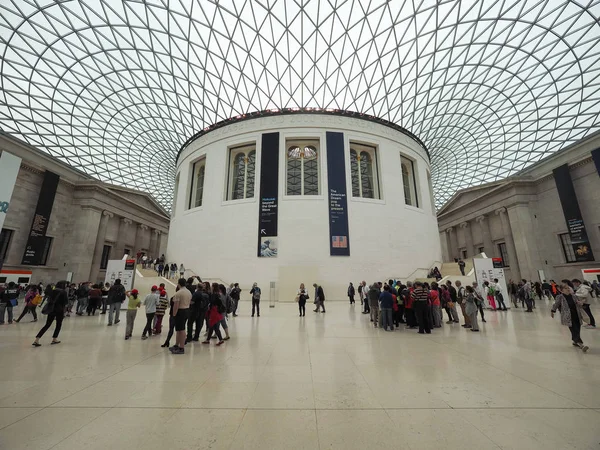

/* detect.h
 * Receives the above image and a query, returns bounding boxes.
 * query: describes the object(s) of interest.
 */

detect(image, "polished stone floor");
[0,299,599,450]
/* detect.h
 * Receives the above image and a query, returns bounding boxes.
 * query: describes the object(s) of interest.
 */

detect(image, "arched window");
[286,140,319,195]
[400,155,419,207]
[227,145,256,200]
[350,143,380,199]
[188,158,206,209]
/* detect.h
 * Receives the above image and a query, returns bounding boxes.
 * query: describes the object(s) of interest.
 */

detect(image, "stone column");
[150,229,161,258]
[459,221,475,257]
[70,207,102,282]
[134,224,149,253]
[89,211,114,282]
[476,215,494,257]
[495,207,521,280]
[507,203,542,281]
[115,218,133,259]
[446,227,457,261]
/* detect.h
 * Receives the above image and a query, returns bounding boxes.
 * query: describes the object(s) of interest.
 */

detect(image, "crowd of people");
[138,253,185,280]
[0,271,596,354]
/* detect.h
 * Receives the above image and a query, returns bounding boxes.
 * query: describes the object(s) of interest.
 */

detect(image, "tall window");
[350,143,380,199]
[559,233,577,263]
[100,245,111,270]
[172,173,180,216]
[427,170,435,213]
[286,140,319,195]
[0,228,13,261]
[497,242,509,267]
[228,145,256,200]
[401,155,419,207]
[188,158,206,209]
[40,237,53,266]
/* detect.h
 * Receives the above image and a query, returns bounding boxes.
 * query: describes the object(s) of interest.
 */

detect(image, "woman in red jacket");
[202,283,225,345]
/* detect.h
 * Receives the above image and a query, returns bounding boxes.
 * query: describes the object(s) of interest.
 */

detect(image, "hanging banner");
[21,171,60,265]
[257,132,279,257]
[592,148,600,176]
[553,164,594,262]
[326,131,350,256]
[0,151,22,271]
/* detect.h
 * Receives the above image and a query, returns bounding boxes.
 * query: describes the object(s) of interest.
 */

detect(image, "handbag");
[31,294,43,306]
[447,301,454,308]
[9,299,17,307]
[294,295,299,303]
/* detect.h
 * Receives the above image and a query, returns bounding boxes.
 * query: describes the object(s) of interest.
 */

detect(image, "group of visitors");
[295,283,325,316]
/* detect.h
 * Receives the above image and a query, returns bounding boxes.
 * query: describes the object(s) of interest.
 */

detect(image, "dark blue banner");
[553,164,594,262]
[257,132,279,257]
[326,132,350,256]
[592,147,600,176]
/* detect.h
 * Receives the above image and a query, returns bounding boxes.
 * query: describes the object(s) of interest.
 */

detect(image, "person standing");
[571,279,595,328]
[347,282,355,304]
[492,278,507,311]
[456,280,471,328]
[313,283,326,313]
[472,281,487,322]
[250,283,261,317]
[361,281,370,314]
[297,283,308,317]
[87,284,102,316]
[367,282,380,326]
[170,278,192,354]
[0,281,18,324]
[203,287,225,346]
[379,285,394,331]
[75,282,89,316]
[100,282,110,314]
[154,289,169,334]
[124,289,141,339]
[412,281,431,334]
[458,259,466,276]
[230,283,241,316]
[483,281,497,310]
[191,284,209,341]
[16,285,39,323]
[551,283,589,352]
[179,263,185,279]
[445,281,460,324]
[107,279,126,326]
[429,282,442,328]
[32,281,68,346]
[465,286,480,332]
[142,286,159,339]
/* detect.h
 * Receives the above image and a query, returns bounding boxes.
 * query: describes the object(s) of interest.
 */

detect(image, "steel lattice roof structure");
[1,0,600,209]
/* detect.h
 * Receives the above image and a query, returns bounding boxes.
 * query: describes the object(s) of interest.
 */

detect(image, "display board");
[0,151,21,271]
[104,259,136,309]
[473,257,509,308]
[257,132,279,257]
[326,131,350,256]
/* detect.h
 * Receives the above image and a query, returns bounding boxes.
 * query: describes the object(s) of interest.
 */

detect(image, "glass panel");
[288,146,302,159]
[303,157,318,195]
[402,163,412,206]
[232,152,246,200]
[359,151,374,198]
[287,158,301,195]
[560,233,576,263]
[194,164,205,207]
[350,149,360,197]
[246,150,255,198]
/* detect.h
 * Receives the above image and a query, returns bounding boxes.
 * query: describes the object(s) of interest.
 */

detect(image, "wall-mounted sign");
[326,131,350,256]
[21,171,60,265]
[257,132,279,257]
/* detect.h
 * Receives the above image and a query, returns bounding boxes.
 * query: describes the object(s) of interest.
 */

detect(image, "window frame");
[559,233,577,263]
[349,142,381,200]
[497,242,510,267]
[100,244,111,270]
[226,144,256,201]
[285,138,321,196]
[188,157,206,210]
[0,228,14,262]
[426,169,435,213]
[400,154,419,208]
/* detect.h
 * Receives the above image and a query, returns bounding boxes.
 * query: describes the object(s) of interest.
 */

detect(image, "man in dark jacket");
[313,283,326,313]
[368,283,380,326]
[107,279,126,326]
[187,282,209,342]
[230,283,241,316]
[0,281,19,324]
[347,282,355,304]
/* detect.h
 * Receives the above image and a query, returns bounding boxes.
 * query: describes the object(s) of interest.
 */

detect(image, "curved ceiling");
[1,0,599,209]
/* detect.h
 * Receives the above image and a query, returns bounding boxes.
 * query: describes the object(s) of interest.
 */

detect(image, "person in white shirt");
[572,279,595,328]
[492,279,507,311]
[142,286,159,339]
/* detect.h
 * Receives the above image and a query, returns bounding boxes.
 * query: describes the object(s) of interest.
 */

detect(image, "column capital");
[121,217,133,225]
[138,224,149,230]
[495,207,507,216]
[102,210,114,218]
[459,221,469,229]
[475,215,487,223]
[445,227,454,234]
[153,229,161,235]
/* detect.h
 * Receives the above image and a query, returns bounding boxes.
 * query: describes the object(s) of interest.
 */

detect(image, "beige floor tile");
[54,381,143,407]
[0,407,40,430]
[0,377,104,407]
[208,364,266,382]
[119,381,204,407]
[260,365,313,383]
[182,382,258,409]
[313,381,383,409]
[230,410,318,449]
[248,382,314,409]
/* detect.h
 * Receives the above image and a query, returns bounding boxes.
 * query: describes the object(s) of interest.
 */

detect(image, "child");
[125,289,141,340]
[153,289,169,334]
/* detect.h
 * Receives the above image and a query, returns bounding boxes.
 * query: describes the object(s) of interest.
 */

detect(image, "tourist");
[412,281,431,334]
[445,280,460,323]
[170,278,192,354]
[458,258,466,275]
[358,281,364,306]
[0,281,18,324]
[492,278,507,310]
[403,282,417,328]
[522,279,534,308]
[297,283,308,317]
[15,285,39,323]
[142,286,159,339]
[472,281,487,322]
[186,283,201,343]
[394,282,406,326]
[65,283,76,316]
[107,279,126,326]
[165,263,172,278]
[179,263,185,278]
[456,280,471,328]
[465,285,480,332]
[572,279,595,328]
[100,282,110,314]
[218,284,231,340]
[160,293,176,348]
[203,285,225,345]
[250,282,261,317]
[482,281,496,310]
[361,281,370,314]
[367,282,380,325]
[125,289,141,340]
[154,289,169,334]
[430,282,442,328]
[75,282,89,315]
[551,283,589,352]
[190,283,209,341]
[230,283,241,316]
[347,282,355,304]
[32,280,68,346]
[379,285,394,331]
[508,280,518,307]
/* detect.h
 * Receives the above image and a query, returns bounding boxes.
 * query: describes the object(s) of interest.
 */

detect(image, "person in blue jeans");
[379,284,394,331]
[0,282,19,324]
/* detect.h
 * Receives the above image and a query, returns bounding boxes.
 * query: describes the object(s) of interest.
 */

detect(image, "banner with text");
[0,151,22,271]
[257,132,279,257]
[21,171,60,265]
[553,164,594,262]
[326,131,350,256]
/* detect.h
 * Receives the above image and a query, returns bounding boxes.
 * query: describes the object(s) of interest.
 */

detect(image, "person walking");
[190,284,209,341]
[361,281,370,314]
[230,283,241,316]
[483,281,497,310]
[203,287,225,346]
[32,281,68,346]
[367,282,380,326]
[107,279,126,326]
[412,281,431,334]
[0,281,18,324]
[297,283,308,317]
[465,285,480,332]
[75,282,89,316]
[456,280,471,329]
[445,281,460,324]
[472,281,487,322]
[161,294,176,348]
[88,284,102,316]
[551,283,590,352]
[347,282,355,304]
[458,259,466,276]
[429,282,442,328]
[142,286,159,339]
[313,283,326,313]
[169,278,192,354]
[16,285,39,323]
[379,285,394,331]
[573,279,595,328]
[492,279,507,310]
[125,289,141,340]
[179,263,185,279]
[154,289,169,334]
[250,282,261,317]
[100,282,110,314]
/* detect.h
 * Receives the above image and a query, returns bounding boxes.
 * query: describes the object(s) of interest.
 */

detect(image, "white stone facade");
[169,113,442,301]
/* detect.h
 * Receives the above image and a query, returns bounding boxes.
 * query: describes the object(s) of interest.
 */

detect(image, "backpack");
[42,292,56,315]
[252,288,261,300]
[77,285,87,298]
[358,285,363,294]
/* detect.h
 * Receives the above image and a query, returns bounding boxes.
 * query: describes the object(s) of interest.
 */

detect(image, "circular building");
[169,110,442,301]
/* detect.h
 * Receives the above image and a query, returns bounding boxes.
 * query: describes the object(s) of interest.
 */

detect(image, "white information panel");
[0,151,22,233]
[473,257,509,308]
[104,259,136,309]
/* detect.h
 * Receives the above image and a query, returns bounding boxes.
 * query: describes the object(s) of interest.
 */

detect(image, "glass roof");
[1,0,599,209]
